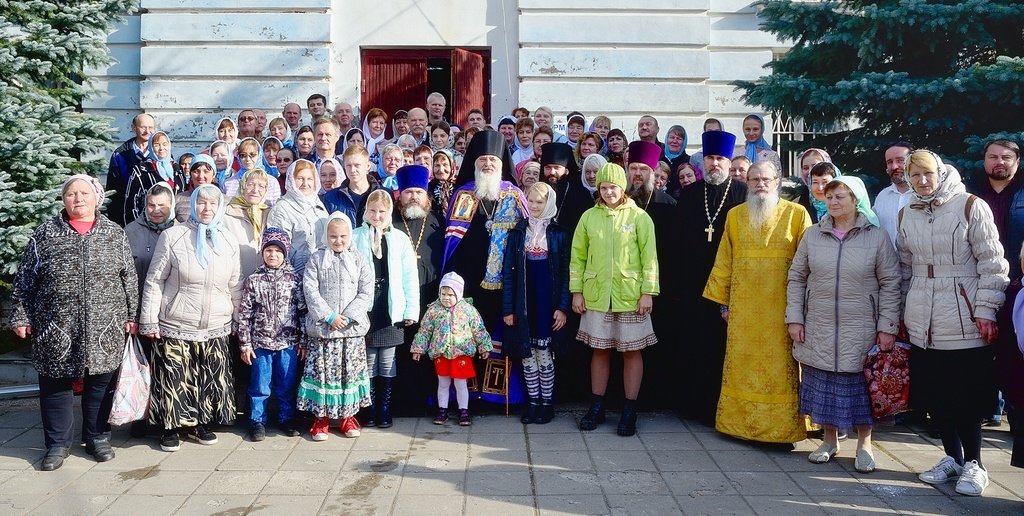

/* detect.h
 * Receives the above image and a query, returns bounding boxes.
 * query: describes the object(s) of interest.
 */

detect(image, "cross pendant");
[705,225,715,242]
[415,254,421,260]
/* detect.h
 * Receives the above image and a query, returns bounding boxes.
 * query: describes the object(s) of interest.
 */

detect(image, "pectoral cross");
[705,225,715,242]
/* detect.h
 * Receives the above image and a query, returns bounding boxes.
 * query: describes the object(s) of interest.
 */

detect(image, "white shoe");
[808,441,838,464]
[955,460,989,496]
[855,449,876,473]
[918,455,962,484]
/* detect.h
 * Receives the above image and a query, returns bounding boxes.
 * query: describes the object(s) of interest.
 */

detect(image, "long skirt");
[577,310,657,352]
[148,336,236,429]
[296,336,372,419]
[798,365,873,429]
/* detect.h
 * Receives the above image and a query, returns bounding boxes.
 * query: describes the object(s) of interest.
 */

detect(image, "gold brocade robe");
[703,200,812,443]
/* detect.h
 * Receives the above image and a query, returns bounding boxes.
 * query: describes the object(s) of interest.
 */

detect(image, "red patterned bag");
[863,343,911,419]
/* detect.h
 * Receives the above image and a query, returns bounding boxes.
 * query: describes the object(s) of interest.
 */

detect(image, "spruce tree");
[0,1,135,289]
[736,0,1024,180]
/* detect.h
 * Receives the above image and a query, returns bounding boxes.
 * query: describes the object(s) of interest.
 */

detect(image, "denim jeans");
[248,347,298,425]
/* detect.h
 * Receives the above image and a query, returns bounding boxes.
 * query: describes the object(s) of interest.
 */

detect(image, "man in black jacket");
[106,113,156,226]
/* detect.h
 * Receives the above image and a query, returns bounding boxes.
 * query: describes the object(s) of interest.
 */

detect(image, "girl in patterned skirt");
[298,212,374,440]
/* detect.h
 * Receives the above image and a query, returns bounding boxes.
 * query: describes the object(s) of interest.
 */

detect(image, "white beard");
[747,190,780,232]
[705,168,728,186]
[402,204,428,220]
[474,168,501,201]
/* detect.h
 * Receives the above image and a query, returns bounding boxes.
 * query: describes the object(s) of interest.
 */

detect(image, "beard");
[474,167,501,201]
[987,167,1013,181]
[705,167,729,186]
[890,170,908,186]
[627,172,656,199]
[747,189,780,232]
[401,203,429,220]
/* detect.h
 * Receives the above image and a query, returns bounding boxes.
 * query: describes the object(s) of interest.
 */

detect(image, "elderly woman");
[176,155,217,223]
[377,143,403,189]
[223,137,282,205]
[785,176,900,473]
[119,131,187,227]
[581,153,607,196]
[429,149,456,218]
[10,175,138,471]
[362,108,389,166]
[294,125,315,160]
[225,168,272,277]
[267,159,329,276]
[898,150,1009,496]
[141,184,242,452]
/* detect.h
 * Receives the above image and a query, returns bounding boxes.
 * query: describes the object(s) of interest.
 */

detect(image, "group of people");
[9,94,1024,499]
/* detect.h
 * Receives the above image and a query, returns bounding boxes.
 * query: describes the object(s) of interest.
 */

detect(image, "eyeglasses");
[239,116,256,122]
[279,157,294,163]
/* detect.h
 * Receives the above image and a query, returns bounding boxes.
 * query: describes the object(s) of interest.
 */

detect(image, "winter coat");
[785,214,901,373]
[322,179,388,227]
[302,248,373,340]
[351,224,420,324]
[410,299,493,359]
[501,220,572,358]
[116,160,187,227]
[139,223,242,341]
[237,264,306,351]
[569,198,659,312]
[266,195,328,275]
[224,205,269,278]
[124,218,176,314]
[9,213,138,378]
[897,171,1009,350]
[105,138,146,227]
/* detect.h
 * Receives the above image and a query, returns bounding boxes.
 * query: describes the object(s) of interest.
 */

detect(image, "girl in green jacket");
[570,163,659,437]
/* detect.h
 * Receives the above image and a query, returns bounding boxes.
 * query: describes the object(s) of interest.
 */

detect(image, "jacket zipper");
[832,234,844,372]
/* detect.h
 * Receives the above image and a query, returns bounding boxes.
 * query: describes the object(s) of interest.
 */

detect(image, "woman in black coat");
[501,182,571,424]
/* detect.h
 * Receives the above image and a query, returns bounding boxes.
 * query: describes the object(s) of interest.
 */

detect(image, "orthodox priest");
[443,130,528,405]
[703,160,811,444]
[670,130,747,424]
[541,142,594,233]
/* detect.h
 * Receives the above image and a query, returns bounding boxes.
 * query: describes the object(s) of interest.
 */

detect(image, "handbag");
[108,334,152,425]
[863,342,911,420]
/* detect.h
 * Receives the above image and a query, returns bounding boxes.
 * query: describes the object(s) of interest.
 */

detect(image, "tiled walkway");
[0,399,1021,515]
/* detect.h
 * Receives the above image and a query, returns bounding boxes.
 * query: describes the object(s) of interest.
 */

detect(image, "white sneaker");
[918,455,963,484]
[955,460,989,496]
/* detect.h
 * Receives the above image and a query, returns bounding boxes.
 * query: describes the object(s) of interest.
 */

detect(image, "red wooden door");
[452,48,487,127]
[361,52,429,136]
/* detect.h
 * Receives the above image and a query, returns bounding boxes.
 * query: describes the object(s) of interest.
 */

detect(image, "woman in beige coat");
[224,168,271,277]
[897,150,1009,497]
[786,176,901,473]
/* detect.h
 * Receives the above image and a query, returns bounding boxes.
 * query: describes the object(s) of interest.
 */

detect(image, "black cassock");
[637,189,678,409]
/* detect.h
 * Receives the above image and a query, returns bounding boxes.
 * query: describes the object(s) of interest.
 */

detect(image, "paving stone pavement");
[0,398,1021,515]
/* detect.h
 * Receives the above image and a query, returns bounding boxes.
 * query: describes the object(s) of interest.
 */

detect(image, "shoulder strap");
[964,194,977,221]
[897,206,906,230]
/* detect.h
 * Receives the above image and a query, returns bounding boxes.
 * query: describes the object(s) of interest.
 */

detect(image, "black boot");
[377,376,394,429]
[521,398,540,424]
[579,394,605,431]
[617,399,638,436]
[363,377,377,427]
[535,399,554,425]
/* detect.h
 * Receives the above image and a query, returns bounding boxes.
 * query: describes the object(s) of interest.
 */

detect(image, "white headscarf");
[321,211,353,269]
[284,159,325,209]
[525,182,558,252]
[362,190,393,259]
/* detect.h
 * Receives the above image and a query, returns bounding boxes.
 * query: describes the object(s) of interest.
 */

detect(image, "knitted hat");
[396,164,430,191]
[261,226,291,258]
[439,271,465,302]
[627,140,662,170]
[596,163,627,190]
[702,130,737,159]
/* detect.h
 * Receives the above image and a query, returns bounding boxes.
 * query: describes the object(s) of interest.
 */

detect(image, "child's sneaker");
[248,423,266,442]
[458,409,472,426]
[433,408,449,425]
[310,417,330,442]
[341,416,361,438]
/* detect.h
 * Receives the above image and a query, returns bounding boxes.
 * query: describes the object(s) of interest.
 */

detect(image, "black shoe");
[363,379,377,428]
[377,377,394,429]
[579,394,606,431]
[279,420,301,437]
[616,400,638,437]
[40,447,69,471]
[521,400,540,424]
[129,420,148,438]
[249,423,266,442]
[535,402,554,425]
[85,438,115,462]
[188,425,218,445]
[160,431,181,452]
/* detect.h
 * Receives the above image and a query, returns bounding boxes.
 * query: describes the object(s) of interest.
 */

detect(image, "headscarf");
[284,159,325,208]
[321,211,353,269]
[362,190,393,259]
[316,156,344,194]
[581,154,607,193]
[189,184,227,269]
[60,174,106,212]
[342,128,366,154]
[525,182,557,252]
[910,150,964,204]
[809,162,842,221]
[210,139,233,186]
[214,117,238,155]
[663,125,688,161]
[229,168,270,236]
[139,181,177,231]
[831,175,879,227]
[146,131,176,182]
[261,136,283,178]
[797,148,833,183]
[236,137,271,175]
[743,114,773,162]
[362,115,388,160]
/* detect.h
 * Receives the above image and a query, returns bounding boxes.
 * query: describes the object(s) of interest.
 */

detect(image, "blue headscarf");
[743,114,773,162]
[832,175,879,227]
[664,125,688,161]
[189,184,227,269]
[810,163,842,221]
[210,140,232,186]
[146,131,176,182]
[261,136,283,178]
